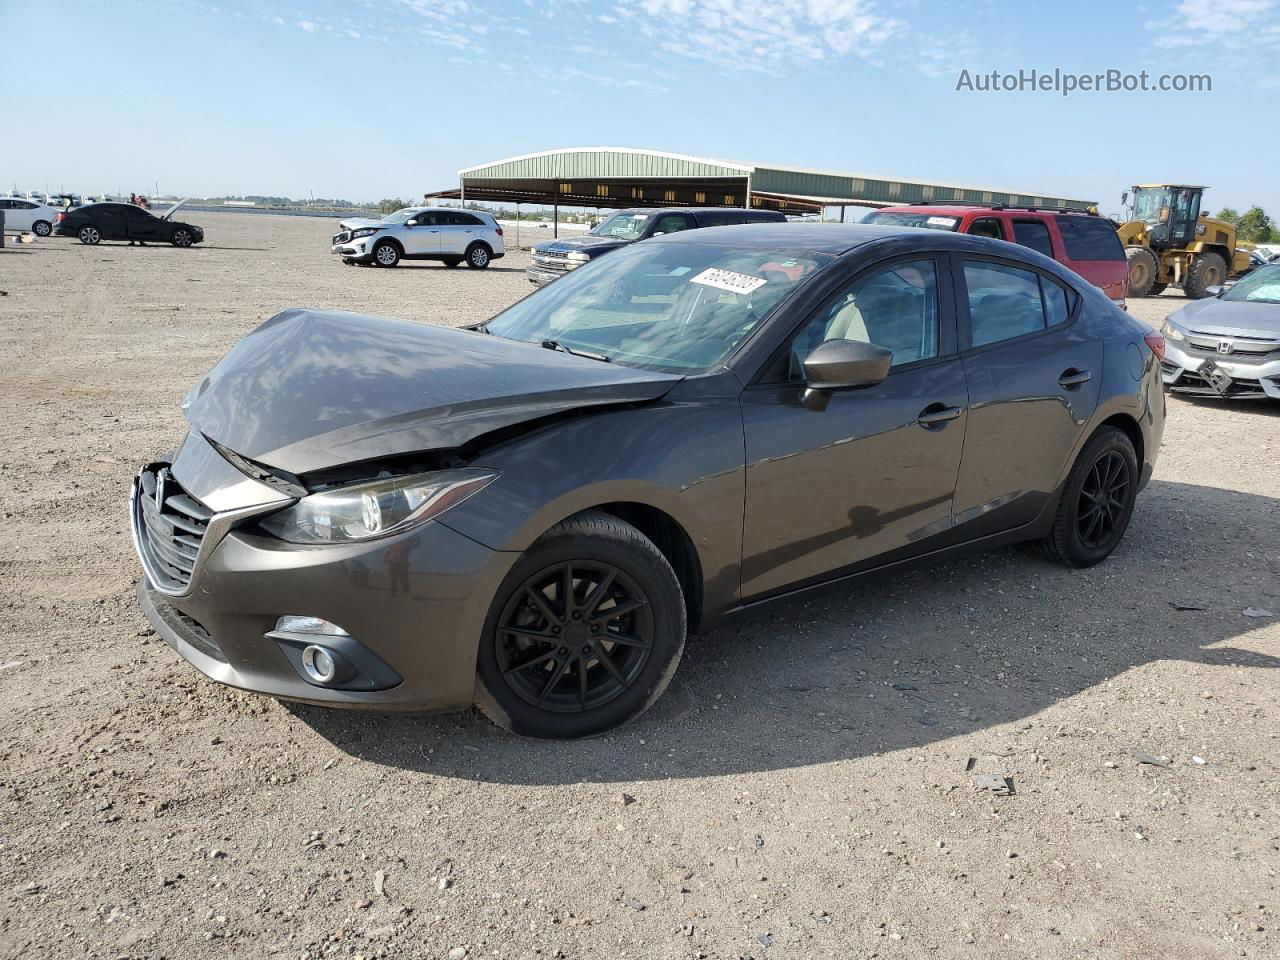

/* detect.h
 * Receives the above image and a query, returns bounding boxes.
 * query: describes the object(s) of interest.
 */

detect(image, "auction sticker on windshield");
[689,268,768,295]
[927,216,958,228]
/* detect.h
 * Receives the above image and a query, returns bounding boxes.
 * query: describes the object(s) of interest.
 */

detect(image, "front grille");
[531,249,572,274]
[1185,332,1280,362]
[137,466,212,590]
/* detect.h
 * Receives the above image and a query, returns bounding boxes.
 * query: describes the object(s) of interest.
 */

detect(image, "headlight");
[566,251,591,262]
[350,227,380,238]
[259,468,497,544]
[1161,319,1187,342]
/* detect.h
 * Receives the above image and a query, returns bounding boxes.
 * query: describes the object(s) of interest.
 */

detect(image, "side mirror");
[405,220,418,227]
[1121,191,1129,205]
[1206,284,1225,297]
[801,339,893,411]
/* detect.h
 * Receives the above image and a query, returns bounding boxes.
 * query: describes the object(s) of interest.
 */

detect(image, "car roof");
[610,207,780,216]
[646,222,940,254]
[874,204,1100,218]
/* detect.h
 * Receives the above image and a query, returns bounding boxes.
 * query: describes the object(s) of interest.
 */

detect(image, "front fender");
[439,396,747,615]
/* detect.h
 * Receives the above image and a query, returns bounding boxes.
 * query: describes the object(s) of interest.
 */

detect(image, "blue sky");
[5,0,1279,216]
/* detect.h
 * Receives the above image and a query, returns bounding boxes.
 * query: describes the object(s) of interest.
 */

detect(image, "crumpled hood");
[534,234,630,255]
[184,309,681,474]
[338,216,383,231]
[1170,298,1280,338]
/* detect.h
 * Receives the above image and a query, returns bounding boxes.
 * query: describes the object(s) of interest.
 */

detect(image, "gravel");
[1,212,1277,959]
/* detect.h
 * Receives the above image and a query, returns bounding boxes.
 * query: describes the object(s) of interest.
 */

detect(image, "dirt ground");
[1,212,1277,960]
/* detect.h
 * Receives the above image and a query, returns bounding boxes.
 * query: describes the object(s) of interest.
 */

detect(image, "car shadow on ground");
[1171,395,1280,418]
[290,479,1279,784]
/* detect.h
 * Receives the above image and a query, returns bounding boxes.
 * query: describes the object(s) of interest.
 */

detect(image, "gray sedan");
[1161,264,1280,400]
[131,224,1165,738]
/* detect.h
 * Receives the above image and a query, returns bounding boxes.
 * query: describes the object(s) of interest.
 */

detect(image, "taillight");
[55,212,65,223]
[494,225,503,236]
[1144,331,1165,362]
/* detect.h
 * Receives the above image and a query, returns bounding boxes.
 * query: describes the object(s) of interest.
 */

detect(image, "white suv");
[331,207,505,269]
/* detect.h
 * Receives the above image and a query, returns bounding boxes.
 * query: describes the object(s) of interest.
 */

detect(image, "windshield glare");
[1222,264,1280,304]
[860,211,959,231]
[379,208,420,225]
[591,212,652,241]
[485,241,829,373]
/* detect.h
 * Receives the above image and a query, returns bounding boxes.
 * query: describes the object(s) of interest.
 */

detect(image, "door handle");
[916,404,963,426]
[1058,368,1092,388]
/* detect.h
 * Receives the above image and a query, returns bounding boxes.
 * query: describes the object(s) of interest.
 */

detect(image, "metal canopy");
[427,147,1096,215]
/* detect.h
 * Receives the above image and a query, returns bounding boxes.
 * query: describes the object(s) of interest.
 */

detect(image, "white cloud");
[1148,0,1280,48]
[619,0,905,72]
[297,19,315,32]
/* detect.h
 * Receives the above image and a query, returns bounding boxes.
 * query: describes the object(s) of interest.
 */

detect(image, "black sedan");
[55,200,204,247]
[130,224,1165,738]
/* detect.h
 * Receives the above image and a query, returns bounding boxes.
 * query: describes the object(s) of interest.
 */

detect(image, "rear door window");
[1012,220,1055,258]
[1055,216,1124,261]
[963,260,1052,347]
[967,217,1005,240]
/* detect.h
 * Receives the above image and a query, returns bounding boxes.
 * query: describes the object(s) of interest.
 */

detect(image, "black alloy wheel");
[495,560,654,714]
[1036,426,1138,567]
[476,512,686,739]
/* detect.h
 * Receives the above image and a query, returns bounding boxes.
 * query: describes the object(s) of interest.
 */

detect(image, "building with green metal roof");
[426,146,1095,218]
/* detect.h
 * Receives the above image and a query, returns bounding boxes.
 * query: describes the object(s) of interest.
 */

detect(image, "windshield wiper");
[541,339,611,362]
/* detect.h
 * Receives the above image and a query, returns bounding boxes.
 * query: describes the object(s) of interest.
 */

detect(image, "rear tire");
[78,224,101,245]
[475,511,686,739]
[1035,426,1139,568]
[1125,247,1158,297]
[465,243,491,269]
[443,258,462,268]
[1148,282,1167,295]
[32,220,52,237]
[1184,252,1226,299]
[373,241,400,267]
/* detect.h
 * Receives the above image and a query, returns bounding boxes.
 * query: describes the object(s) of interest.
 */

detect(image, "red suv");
[861,205,1127,306]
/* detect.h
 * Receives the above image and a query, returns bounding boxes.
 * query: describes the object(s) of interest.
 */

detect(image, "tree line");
[1212,206,1277,244]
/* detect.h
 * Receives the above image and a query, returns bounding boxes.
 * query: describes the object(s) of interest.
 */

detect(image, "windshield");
[485,241,830,373]
[1131,187,1172,225]
[590,212,652,241]
[860,211,960,231]
[379,208,421,225]
[1222,264,1280,304]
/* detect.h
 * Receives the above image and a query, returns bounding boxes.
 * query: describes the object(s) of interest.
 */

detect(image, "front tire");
[443,258,462,268]
[475,512,686,739]
[1184,252,1226,299]
[171,228,193,247]
[78,225,101,245]
[1125,247,1158,297]
[373,241,401,267]
[1036,427,1139,568]
[32,220,52,237]
[465,243,491,269]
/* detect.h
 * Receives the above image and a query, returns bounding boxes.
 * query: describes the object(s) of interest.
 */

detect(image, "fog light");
[302,645,339,684]
[275,615,349,637]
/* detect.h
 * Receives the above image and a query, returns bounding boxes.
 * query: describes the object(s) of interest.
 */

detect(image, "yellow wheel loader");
[1116,185,1251,299]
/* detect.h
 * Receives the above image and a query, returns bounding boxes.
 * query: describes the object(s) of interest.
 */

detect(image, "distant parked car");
[54,200,204,247]
[861,204,1128,305]
[527,207,787,286]
[330,207,505,269]
[0,197,60,236]
[1160,263,1280,400]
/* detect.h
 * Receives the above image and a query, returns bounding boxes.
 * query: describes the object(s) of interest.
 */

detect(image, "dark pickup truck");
[527,206,787,286]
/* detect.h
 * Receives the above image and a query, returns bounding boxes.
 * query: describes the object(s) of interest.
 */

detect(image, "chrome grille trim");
[129,462,287,599]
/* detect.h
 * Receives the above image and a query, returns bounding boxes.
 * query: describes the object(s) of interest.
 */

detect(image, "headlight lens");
[350,227,380,238]
[566,251,591,262]
[259,468,497,544]
[1161,319,1187,342]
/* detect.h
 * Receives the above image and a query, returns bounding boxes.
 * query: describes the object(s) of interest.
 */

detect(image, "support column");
[554,201,559,238]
